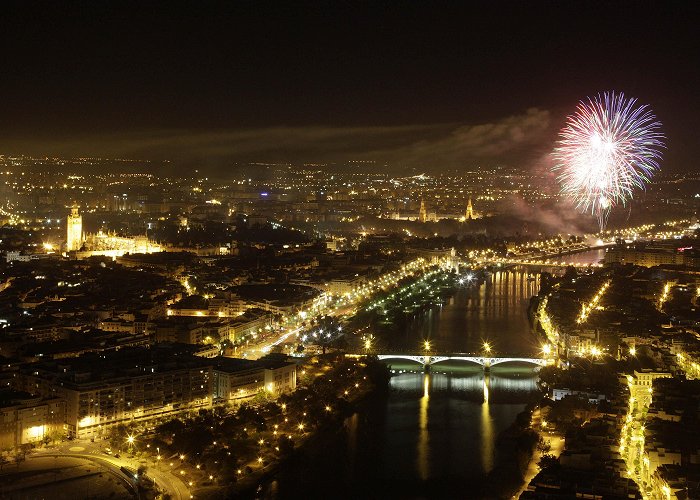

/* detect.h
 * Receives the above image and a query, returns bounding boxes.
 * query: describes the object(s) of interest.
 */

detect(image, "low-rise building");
[12,346,297,438]
[0,391,66,449]
[213,355,297,401]
[14,346,213,438]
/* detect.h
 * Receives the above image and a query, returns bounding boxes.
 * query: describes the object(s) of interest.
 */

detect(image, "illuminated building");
[390,198,438,222]
[0,393,66,449]
[213,356,297,401]
[419,198,427,223]
[80,231,162,257]
[465,197,481,220]
[64,206,162,259]
[388,196,481,222]
[14,346,296,437]
[15,346,213,437]
[65,206,83,251]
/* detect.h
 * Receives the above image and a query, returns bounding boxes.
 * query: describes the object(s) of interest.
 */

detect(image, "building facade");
[65,206,83,252]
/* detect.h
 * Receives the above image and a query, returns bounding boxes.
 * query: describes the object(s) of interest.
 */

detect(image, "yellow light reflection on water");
[481,373,494,472]
[417,373,430,480]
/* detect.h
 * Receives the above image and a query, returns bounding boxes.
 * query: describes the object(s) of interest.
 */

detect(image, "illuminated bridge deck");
[373,353,548,369]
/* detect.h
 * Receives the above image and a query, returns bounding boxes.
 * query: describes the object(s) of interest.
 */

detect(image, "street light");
[483,342,492,354]
[423,339,431,352]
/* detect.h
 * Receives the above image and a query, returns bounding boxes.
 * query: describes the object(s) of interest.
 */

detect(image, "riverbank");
[241,269,545,499]
[479,399,541,499]
[515,407,565,498]
[225,356,391,499]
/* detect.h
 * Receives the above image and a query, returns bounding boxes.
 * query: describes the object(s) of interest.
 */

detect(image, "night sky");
[1,2,698,172]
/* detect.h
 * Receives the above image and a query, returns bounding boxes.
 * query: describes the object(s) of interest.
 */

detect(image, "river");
[260,269,553,499]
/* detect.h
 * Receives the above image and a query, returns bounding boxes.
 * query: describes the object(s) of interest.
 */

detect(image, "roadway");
[237,302,358,359]
[32,441,192,500]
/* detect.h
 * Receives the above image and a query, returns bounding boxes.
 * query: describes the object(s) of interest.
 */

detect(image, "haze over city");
[1,3,700,500]
[2,2,699,172]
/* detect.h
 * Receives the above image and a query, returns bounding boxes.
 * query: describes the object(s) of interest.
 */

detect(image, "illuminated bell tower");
[466,197,474,220]
[66,206,83,251]
[419,198,427,223]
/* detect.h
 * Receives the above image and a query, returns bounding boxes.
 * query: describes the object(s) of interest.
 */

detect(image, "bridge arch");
[376,354,429,366]
[488,357,547,367]
[375,354,546,369]
[429,356,486,367]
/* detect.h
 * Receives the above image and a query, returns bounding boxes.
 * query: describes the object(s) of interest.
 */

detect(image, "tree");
[108,424,130,450]
[537,453,559,470]
[563,266,578,282]
[277,435,294,456]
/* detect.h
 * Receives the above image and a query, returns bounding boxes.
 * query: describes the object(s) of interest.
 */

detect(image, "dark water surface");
[265,270,559,499]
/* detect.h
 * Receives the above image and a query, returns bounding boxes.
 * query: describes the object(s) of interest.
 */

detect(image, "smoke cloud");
[1,109,554,173]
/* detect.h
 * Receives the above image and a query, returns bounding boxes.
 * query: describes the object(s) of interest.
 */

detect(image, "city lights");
[0,13,694,497]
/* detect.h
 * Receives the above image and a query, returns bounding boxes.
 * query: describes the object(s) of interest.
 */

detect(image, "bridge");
[375,353,547,370]
[484,259,602,269]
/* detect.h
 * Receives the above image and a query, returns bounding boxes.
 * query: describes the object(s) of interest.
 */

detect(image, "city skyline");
[3,4,700,499]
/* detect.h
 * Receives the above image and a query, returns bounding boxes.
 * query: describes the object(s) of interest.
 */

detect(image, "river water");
[263,270,555,499]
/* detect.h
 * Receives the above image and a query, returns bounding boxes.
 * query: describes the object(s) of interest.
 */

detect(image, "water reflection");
[481,372,493,472]
[399,270,541,355]
[387,368,538,483]
[417,373,430,480]
[264,271,548,499]
[389,368,539,398]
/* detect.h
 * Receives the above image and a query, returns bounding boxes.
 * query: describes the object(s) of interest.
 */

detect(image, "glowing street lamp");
[482,342,492,354]
[423,339,432,352]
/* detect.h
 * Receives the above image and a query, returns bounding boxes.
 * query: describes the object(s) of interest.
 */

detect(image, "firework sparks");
[553,92,664,230]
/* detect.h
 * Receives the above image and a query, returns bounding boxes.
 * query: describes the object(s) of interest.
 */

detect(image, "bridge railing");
[372,353,547,368]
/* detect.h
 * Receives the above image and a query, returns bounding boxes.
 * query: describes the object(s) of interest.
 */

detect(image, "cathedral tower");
[66,206,83,251]
[465,197,474,220]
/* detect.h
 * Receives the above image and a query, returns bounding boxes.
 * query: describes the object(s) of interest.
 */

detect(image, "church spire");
[419,198,427,223]
[466,197,474,220]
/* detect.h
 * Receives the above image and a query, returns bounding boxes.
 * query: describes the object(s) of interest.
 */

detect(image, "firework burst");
[553,91,664,231]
